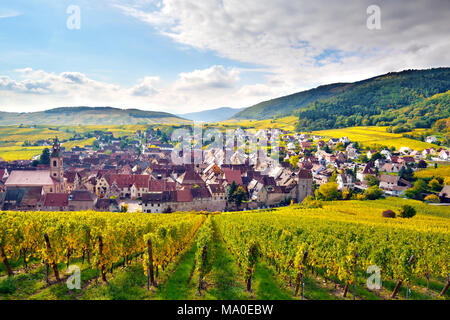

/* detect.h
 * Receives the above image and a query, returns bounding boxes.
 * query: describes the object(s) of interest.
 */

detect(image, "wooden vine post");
[198,245,207,294]
[294,250,308,299]
[44,233,60,282]
[246,242,259,293]
[440,274,449,296]
[147,238,156,290]
[391,255,415,298]
[353,252,358,300]
[98,235,107,282]
[0,245,13,276]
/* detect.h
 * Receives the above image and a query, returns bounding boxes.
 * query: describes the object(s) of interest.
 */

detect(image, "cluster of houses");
[0,129,448,212]
[0,134,313,212]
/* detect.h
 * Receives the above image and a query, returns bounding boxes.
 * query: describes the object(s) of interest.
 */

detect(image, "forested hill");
[233,68,450,131]
[0,107,190,126]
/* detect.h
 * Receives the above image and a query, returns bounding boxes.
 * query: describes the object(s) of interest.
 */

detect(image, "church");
[5,138,65,194]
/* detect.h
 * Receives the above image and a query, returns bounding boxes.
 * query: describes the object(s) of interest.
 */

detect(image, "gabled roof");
[439,185,450,198]
[208,184,225,194]
[6,170,54,186]
[148,180,177,192]
[222,168,243,185]
[191,187,211,199]
[70,190,95,202]
[298,169,312,179]
[105,174,150,188]
[177,169,205,185]
[44,193,69,207]
[177,189,193,202]
[142,191,176,203]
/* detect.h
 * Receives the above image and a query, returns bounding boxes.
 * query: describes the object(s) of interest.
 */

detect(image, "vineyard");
[0,198,449,300]
[312,126,440,151]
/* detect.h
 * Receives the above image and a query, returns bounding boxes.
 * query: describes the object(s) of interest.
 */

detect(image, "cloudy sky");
[0,0,449,113]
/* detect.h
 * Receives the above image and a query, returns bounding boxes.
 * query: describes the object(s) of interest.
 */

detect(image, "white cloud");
[115,0,450,88]
[174,65,240,91]
[130,76,161,96]
[0,66,269,113]
[0,9,21,19]
[2,1,449,113]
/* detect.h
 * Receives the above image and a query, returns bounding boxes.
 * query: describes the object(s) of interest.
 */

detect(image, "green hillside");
[0,107,190,126]
[233,68,450,131]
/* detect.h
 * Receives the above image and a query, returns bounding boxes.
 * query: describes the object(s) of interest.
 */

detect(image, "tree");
[329,170,338,182]
[226,182,247,208]
[92,140,100,150]
[317,182,341,201]
[364,174,380,187]
[428,178,442,192]
[417,160,427,169]
[289,155,300,169]
[399,205,416,218]
[364,186,383,200]
[40,148,50,165]
[233,186,247,208]
[226,181,237,204]
[399,166,414,181]
[404,179,427,200]
[371,153,383,161]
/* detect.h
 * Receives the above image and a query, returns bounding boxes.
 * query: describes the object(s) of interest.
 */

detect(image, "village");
[0,126,449,213]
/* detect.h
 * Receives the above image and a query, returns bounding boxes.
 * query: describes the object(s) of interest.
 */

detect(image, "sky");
[0,0,449,114]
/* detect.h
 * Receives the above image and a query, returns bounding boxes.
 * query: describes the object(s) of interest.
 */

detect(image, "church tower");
[50,137,64,183]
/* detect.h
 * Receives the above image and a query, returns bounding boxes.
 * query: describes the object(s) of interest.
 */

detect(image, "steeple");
[50,137,64,188]
[51,137,61,158]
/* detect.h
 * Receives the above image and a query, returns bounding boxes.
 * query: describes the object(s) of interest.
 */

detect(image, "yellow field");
[0,146,46,161]
[60,124,151,138]
[212,116,298,131]
[61,137,97,150]
[414,165,450,179]
[313,126,440,151]
[0,138,97,161]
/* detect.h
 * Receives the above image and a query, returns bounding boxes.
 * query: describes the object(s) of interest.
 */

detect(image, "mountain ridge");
[232,68,450,126]
[0,106,190,126]
[178,107,244,122]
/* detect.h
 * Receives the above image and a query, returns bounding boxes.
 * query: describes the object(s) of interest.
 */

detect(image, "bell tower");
[50,137,64,182]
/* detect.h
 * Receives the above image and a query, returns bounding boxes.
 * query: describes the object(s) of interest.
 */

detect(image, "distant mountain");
[178,107,244,122]
[0,106,190,126]
[233,68,450,131]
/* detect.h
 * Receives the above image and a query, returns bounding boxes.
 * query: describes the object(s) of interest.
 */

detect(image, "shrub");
[0,278,16,294]
[364,186,384,200]
[356,193,366,200]
[302,196,323,208]
[399,205,416,218]
[317,182,341,201]
[382,210,396,218]
[424,194,440,203]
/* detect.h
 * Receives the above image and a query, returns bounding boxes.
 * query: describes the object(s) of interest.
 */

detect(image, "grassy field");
[1,198,448,301]
[312,126,440,151]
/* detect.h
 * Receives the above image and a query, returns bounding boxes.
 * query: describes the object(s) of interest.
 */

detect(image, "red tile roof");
[106,174,149,188]
[44,193,69,207]
[148,180,177,192]
[177,189,193,202]
[222,168,243,185]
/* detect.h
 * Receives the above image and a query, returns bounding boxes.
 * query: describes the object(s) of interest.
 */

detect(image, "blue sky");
[0,0,448,113]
